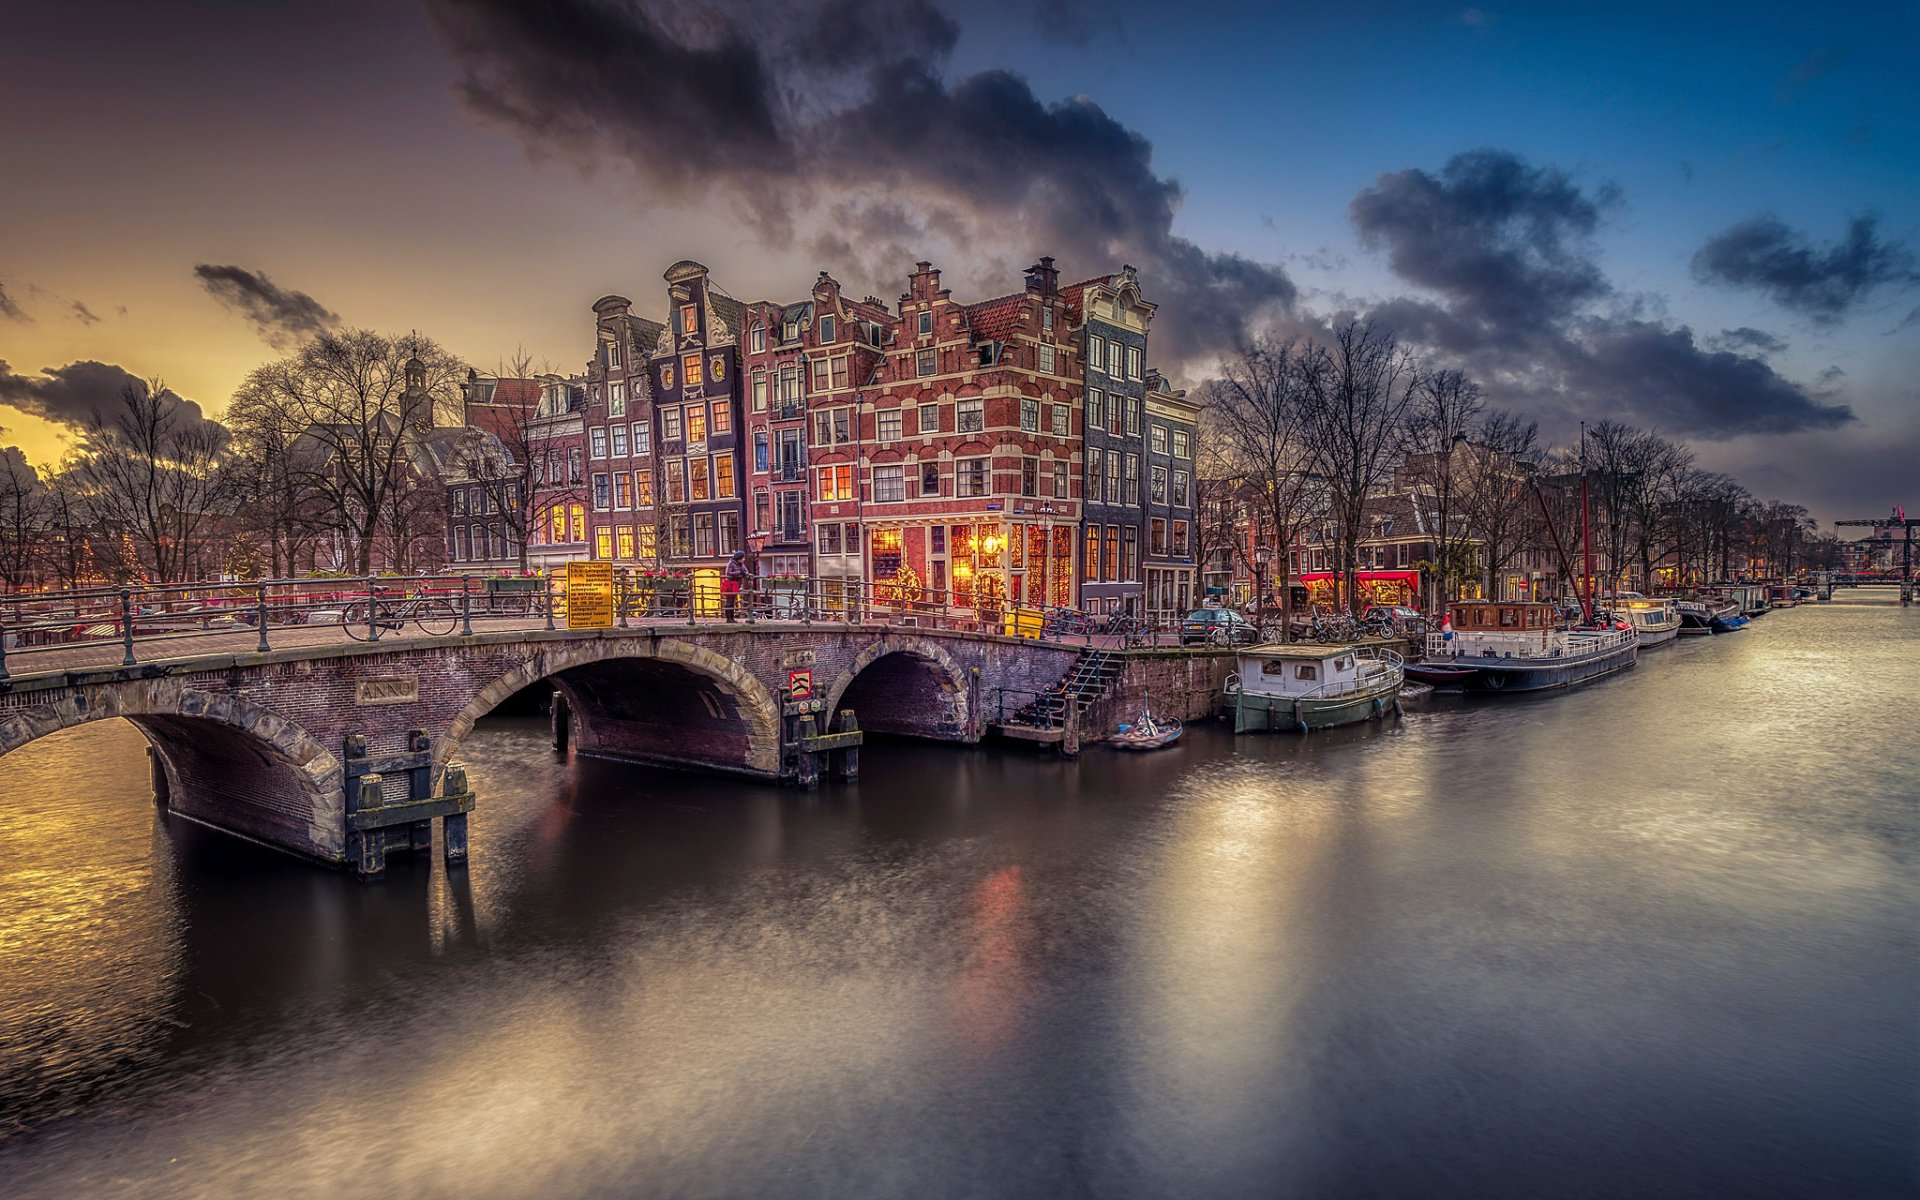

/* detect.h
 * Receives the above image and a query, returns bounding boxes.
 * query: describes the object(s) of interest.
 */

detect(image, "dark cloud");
[1707,327,1787,355]
[1350,149,1615,330]
[70,300,101,326]
[0,280,27,323]
[0,358,220,435]
[1348,149,1852,439]
[1691,214,1919,325]
[424,0,1292,366]
[193,263,340,347]
[1892,304,1920,335]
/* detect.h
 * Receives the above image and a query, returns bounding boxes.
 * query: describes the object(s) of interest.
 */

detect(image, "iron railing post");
[256,582,271,653]
[0,608,9,682]
[365,577,381,642]
[544,573,556,631]
[120,588,136,665]
[618,568,630,629]
[461,577,474,636]
[688,576,697,626]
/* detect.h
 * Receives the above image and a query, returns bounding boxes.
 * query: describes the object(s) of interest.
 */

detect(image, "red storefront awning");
[1296,571,1420,587]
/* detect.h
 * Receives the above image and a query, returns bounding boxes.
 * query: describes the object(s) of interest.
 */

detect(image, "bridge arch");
[821,635,973,742]
[443,636,783,777]
[0,684,344,858]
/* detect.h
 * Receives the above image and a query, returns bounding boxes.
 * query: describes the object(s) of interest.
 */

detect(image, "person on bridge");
[723,551,747,622]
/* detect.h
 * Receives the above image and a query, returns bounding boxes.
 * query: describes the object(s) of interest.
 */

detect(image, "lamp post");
[1255,544,1273,640]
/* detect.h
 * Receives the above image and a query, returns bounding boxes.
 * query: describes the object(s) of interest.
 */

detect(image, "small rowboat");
[1111,709,1183,750]
[1403,662,1480,687]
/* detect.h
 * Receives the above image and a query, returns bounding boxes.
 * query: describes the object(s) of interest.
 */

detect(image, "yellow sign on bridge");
[565,562,615,629]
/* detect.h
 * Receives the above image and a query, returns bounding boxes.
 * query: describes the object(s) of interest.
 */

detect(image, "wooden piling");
[833,708,861,781]
[551,690,570,752]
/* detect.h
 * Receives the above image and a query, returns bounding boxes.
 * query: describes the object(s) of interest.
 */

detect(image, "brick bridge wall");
[0,625,1083,866]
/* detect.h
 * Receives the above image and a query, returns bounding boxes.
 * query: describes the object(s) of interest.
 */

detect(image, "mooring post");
[351,773,387,878]
[832,708,861,781]
[407,730,433,853]
[147,745,170,807]
[796,713,821,788]
[442,763,471,866]
[551,689,570,752]
[460,578,474,636]
[1062,704,1081,758]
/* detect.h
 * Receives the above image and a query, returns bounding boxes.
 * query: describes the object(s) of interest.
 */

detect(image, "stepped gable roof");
[963,291,1026,343]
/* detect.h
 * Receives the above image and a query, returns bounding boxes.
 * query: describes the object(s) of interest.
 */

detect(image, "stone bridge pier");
[0,625,1082,878]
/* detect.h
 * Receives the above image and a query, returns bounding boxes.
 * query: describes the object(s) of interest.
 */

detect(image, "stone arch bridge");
[0,625,1083,876]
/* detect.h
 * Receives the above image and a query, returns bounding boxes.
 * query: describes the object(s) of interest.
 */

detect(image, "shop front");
[1298,569,1421,609]
[865,518,1075,618]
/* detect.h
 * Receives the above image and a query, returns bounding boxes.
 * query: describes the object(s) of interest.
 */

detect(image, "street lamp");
[1254,544,1273,640]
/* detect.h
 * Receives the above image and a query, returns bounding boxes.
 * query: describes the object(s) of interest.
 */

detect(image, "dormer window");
[605,341,621,369]
[680,304,698,335]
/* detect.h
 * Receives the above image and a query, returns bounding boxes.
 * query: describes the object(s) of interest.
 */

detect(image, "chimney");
[1024,255,1059,296]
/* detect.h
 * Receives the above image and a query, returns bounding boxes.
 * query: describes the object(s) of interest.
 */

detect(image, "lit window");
[710,402,731,435]
[689,457,711,501]
[714,455,736,499]
[685,406,706,444]
[682,353,703,385]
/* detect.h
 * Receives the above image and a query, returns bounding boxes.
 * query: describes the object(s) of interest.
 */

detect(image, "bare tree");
[234,330,465,574]
[1296,321,1419,614]
[72,377,230,583]
[1198,336,1322,632]
[1403,368,1484,608]
[1457,409,1544,599]
[0,448,48,591]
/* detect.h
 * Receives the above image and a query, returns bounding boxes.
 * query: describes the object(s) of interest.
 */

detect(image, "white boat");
[1422,601,1637,693]
[1226,643,1404,731]
[1612,594,1681,648]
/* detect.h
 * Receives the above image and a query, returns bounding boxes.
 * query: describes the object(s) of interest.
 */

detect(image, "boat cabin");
[1235,643,1388,698]
[1446,601,1556,631]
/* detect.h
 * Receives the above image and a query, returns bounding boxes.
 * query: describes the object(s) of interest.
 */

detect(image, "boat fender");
[1485,674,1507,691]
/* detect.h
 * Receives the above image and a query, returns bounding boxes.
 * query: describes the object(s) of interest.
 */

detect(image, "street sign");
[566,562,615,629]
[786,669,814,701]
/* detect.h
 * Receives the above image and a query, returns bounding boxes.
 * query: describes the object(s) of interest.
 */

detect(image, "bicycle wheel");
[340,602,375,641]
[414,598,458,637]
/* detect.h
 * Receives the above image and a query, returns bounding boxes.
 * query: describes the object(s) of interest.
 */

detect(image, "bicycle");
[340,590,460,640]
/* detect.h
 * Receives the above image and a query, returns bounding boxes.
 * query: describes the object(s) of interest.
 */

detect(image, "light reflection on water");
[0,596,1915,1198]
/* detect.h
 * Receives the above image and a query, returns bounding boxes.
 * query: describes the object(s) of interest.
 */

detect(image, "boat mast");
[1580,421,1594,624]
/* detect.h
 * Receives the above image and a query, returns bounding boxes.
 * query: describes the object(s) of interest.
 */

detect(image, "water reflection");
[1,597,1916,1197]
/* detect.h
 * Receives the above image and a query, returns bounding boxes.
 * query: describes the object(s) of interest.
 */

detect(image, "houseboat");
[1613,594,1681,648]
[1225,644,1404,732]
[1421,601,1637,692]
[1673,598,1716,634]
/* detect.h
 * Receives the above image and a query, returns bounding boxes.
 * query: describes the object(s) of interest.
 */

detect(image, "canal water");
[1,596,1915,1198]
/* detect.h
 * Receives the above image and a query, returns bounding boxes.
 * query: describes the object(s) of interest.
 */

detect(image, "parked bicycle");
[340,589,460,640]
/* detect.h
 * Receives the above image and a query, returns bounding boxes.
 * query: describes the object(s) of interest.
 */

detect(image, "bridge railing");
[0,575,506,677]
[0,569,1190,679]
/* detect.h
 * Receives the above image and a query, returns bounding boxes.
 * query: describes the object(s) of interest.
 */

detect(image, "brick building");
[822,258,1083,615]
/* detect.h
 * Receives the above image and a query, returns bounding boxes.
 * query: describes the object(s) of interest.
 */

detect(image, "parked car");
[1361,604,1427,633]
[1180,607,1259,646]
